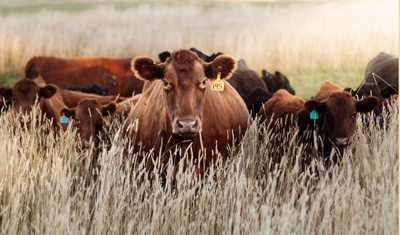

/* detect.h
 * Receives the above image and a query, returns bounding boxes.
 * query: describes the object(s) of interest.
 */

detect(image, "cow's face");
[61,99,116,148]
[132,49,236,138]
[305,92,379,147]
[0,79,56,124]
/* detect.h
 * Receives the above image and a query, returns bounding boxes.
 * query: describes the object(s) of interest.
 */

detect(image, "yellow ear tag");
[211,72,224,91]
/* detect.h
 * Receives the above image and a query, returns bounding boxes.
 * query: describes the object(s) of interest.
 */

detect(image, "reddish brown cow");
[258,89,305,129]
[125,49,249,177]
[0,79,68,131]
[314,80,344,98]
[60,99,116,149]
[25,56,144,97]
[258,89,379,168]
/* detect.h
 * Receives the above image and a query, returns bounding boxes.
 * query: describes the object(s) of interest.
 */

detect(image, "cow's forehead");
[13,81,40,97]
[165,59,204,81]
[76,100,102,117]
[326,93,356,112]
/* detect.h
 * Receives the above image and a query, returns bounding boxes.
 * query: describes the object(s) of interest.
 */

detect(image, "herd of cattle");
[0,48,398,176]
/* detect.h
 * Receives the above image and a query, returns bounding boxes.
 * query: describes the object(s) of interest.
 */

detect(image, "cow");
[364,52,398,97]
[258,88,379,169]
[60,99,116,149]
[125,49,249,178]
[261,69,295,95]
[227,59,270,116]
[0,79,68,131]
[66,83,109,96]
[24,56,144,97]
[315,80,344,98]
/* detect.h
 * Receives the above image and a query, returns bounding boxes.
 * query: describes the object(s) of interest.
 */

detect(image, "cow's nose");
[334,137,349,146]
[176,119,199,136]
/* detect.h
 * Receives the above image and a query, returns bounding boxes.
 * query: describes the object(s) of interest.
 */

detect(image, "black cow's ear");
[39,85,57,98]
[102,102,116,116]
[0,87,12,100]
[205,55,237,80]
[356,96,379,113]
[60,108,75,118]
[131,57,163,81]
[305,99,326,113]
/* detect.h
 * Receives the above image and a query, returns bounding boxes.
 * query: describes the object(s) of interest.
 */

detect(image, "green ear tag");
[60,113,69,124]
[309,109,319,120]
[211,72,224,91]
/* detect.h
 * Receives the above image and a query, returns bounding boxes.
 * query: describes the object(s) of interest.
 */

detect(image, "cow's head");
[132,48,236,138]
[261,70,295,95]
[304,92,379,148]
[61,99,116,148]
[0,79,57,124]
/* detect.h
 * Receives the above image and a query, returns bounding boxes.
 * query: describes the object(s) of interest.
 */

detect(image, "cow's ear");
[131,57,163,81]
[380,84,398,99]
[0,87,12,100]
[158,51,171,63]
[39,85,57,98]
[60,107,75,118]
[204,55,237,80]
[356,96,379,113]
[102,102,116,116]
[343,87,356,96]
[305,99,326,113]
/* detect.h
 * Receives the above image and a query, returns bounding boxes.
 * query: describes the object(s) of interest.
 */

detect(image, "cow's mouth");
[176,132,199,138]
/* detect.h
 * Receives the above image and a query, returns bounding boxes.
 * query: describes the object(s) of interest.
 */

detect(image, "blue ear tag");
[309,109,319,120]
[60,113,69,124]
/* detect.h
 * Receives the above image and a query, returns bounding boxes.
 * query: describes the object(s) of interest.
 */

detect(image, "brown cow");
[0,79,68,131]
[314,80,344,98]
[25,56,144,97]
[125,49,249,177]
[60,99,116,149]
[258,89,379,169]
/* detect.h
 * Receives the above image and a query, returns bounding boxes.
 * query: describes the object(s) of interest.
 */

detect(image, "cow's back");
[365,52,398,88]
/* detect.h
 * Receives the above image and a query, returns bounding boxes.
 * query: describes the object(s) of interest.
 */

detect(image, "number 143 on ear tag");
[211,72,224,91]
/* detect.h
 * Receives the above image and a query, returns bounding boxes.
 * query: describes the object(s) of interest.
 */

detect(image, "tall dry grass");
[0,96,397,234]
[0,1,398,97]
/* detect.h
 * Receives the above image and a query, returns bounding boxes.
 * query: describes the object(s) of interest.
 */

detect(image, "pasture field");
[0,1,398,234]
[0,0,398,97]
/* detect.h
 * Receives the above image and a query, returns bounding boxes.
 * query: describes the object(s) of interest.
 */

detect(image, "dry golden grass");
[0,97,397,234]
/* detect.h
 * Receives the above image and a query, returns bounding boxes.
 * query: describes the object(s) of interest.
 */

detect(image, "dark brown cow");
[261,69,295,95]
[365,52,398,96]
[60,99,116,149]
[125,49,249,177]
[0,79,68,131]
[258,89,379,168]
[24,56,144,97]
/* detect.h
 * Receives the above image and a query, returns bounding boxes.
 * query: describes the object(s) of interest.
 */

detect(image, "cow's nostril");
[178,120,197,129]
[335,137,348,146]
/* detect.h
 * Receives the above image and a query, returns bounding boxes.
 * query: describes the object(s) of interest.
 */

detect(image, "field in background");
[0,0,398,98]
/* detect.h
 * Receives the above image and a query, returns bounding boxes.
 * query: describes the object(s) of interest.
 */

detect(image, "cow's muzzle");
[173,118,201,137]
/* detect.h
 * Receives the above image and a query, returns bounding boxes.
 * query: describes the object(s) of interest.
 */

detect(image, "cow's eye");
[75,118,81,124]
[199,78,208,89]
[162,79,171,89]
